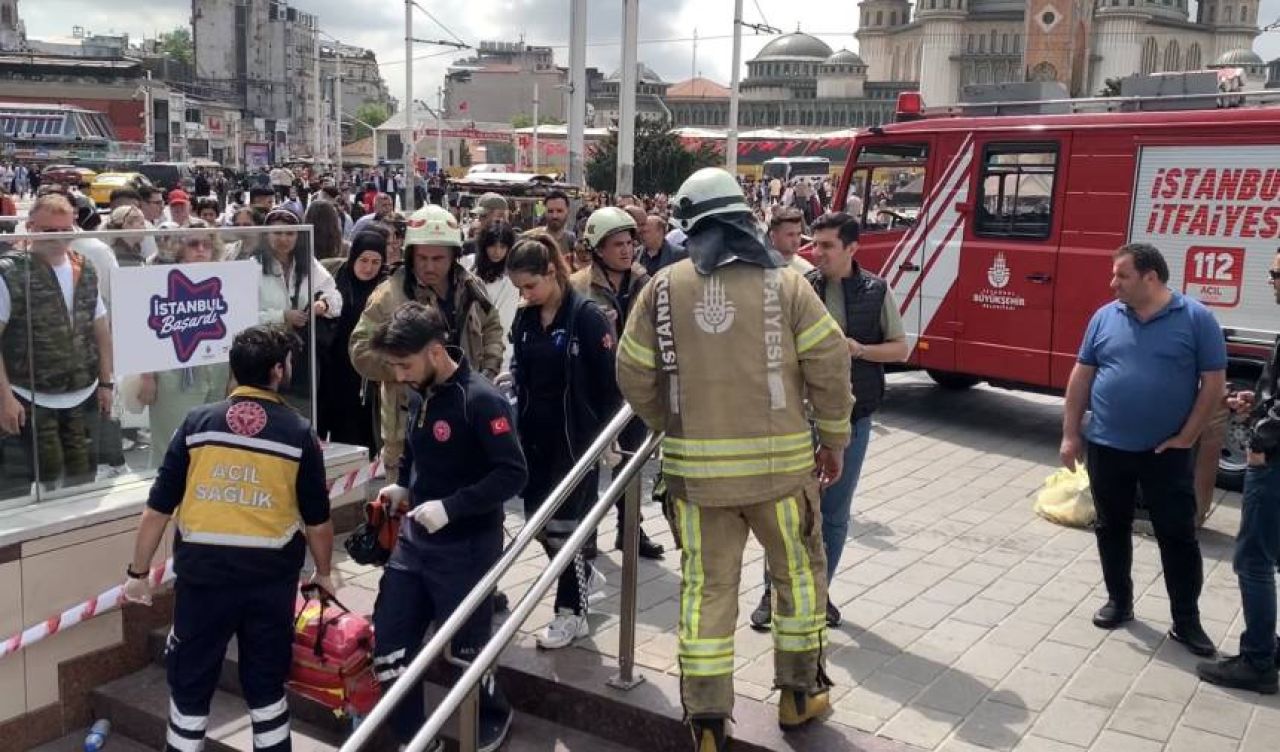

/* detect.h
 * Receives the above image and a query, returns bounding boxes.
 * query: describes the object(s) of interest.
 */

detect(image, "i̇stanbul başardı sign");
[111,261,261,377]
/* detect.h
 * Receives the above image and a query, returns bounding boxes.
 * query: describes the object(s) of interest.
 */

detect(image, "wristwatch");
[125,564,148,580]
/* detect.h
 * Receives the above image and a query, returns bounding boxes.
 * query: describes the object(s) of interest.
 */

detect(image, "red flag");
[459,101,469,112]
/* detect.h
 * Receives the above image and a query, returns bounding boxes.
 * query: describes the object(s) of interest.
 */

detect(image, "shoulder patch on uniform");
[226,401,268,437]
[490,416,511,436]
[602,331,615,350]
[432,420,452,442]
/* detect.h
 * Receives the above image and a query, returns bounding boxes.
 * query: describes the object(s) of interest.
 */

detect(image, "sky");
[19,0,1280,109]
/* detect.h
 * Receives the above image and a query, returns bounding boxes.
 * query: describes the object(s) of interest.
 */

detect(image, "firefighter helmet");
[672,167,750,232]
[583,206,637,250]
[403,204,462,249]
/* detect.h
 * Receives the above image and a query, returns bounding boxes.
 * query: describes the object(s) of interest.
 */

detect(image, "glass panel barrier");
[0,218,318,511]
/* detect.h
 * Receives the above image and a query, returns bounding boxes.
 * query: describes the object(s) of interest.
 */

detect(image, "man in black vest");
[749,211,909,631]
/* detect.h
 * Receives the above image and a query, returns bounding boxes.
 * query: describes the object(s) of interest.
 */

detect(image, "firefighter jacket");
[147,386,331,586]
[399,352,527,544]
[349,263,505,472]
[617,259,853,506]
[0,250,100,393]
[570,261,649,333]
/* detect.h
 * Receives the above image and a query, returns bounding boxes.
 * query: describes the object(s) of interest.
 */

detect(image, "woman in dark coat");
[317,230,388,455]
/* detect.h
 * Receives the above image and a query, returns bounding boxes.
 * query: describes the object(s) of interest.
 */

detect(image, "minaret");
[855,0,911,82]
[1202,0,1261,60]
[916,0,967,104]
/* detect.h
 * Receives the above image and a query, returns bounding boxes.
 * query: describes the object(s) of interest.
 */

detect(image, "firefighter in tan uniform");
[617,168,853,751]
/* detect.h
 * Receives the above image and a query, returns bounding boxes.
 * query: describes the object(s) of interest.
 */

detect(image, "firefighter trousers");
[674,488,829,719]
[164,578,296,752]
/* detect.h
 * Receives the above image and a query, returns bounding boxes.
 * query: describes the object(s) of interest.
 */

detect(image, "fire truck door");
[845,141,933,361]
[954,140,1065,386]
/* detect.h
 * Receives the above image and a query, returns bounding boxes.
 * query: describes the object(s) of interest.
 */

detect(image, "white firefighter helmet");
[672,167,750,232]
[403,204,462,250]
[583,206,637,250]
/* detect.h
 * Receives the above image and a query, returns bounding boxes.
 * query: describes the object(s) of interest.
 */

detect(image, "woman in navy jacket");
[507,231,621,650]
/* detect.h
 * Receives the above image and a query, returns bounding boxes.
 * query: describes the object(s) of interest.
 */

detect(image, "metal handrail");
[339,404,643,751]
[404,428,664,752]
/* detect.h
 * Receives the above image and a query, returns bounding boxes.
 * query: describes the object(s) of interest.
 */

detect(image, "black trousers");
[165,578,296,752]
[1086,441,1203,624]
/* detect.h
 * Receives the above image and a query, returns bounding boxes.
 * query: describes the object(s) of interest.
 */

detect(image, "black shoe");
[749,587,771,632]
[616,528,665,560]
[1169,622,1217,657]
[1197,654,1279,694]
[582,537,598,560]
[690,717,728,752]
[1092,600,1134,630]
[478,673,514,752]
[825,600,842,629]
[492,591,509,614]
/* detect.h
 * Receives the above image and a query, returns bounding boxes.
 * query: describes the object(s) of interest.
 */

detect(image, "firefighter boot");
[778,687,831,730]
[690,717,728,752]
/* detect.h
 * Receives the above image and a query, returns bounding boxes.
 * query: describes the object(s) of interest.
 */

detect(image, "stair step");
[29,728,155,752]
[91,665,346,752]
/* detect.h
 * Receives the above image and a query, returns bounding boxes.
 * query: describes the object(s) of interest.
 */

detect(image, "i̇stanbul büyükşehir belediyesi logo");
[147,269,230,362]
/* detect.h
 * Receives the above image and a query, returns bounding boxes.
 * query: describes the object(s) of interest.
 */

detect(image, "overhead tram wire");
[411,0,471,47]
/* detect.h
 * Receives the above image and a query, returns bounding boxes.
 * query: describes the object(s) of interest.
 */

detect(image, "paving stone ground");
[336,371,1279,751]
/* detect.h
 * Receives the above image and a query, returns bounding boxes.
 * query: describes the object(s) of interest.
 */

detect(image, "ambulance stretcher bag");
[1033,466,1096,529]
[288,584,381,717]
[343,495,404,566]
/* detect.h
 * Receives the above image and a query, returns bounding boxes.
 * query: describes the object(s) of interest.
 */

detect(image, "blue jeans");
[763,416,872,589]
[1235,460,1280,668]
[822,417,872,582]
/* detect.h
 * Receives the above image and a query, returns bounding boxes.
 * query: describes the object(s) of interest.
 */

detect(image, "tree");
[158,27,193,66]
[585,117,721,195]
[351,102,390,140]
[511,113,566,128]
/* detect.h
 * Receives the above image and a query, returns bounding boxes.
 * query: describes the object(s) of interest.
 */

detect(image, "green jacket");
[0,250,101,393]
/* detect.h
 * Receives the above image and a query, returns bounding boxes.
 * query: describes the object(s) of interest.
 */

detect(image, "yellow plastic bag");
[1033,466,1096,528]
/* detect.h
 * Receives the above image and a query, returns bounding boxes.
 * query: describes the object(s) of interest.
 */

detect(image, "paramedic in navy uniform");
[367,302,527,752]
[121,326,336,752]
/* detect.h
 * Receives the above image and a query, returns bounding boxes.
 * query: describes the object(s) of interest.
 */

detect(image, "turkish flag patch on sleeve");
[490,416,512,436]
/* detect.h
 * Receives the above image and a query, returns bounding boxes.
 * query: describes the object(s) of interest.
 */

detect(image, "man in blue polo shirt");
[1061,243,1226,657]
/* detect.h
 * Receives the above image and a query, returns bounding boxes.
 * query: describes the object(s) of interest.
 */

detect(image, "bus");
[761,156,831,182]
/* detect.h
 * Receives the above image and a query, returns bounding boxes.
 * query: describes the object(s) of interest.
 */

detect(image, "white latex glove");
[378,484,410,514]
[123,575,153,606]
[309,570,343,597]
[494,371,514,391]
[412,499,449,533]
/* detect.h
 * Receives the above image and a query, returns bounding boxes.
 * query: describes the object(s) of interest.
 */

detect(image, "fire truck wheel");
[926,370,981,391]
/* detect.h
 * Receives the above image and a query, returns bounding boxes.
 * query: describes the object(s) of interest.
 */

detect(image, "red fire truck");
[832,91,1280,488]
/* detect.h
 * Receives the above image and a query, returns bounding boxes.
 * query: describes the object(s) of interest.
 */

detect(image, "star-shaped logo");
[147,269,230,363]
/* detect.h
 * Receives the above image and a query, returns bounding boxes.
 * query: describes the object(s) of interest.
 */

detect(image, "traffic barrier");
[0,457,383,660]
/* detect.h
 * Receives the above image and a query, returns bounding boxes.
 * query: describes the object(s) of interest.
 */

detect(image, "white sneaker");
[537,609,589,649]
[586,565,607,604]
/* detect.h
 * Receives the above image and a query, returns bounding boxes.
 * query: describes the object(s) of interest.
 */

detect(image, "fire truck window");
[853,143,929,232]
[976,145,1058,239]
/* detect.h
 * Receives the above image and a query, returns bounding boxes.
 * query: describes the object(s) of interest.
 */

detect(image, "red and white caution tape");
[0,458,382,660]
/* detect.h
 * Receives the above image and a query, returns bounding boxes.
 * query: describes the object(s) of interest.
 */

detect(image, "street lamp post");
[403,0,414,212]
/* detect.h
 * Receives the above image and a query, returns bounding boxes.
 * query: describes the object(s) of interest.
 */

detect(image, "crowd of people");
[4,155,1278,752]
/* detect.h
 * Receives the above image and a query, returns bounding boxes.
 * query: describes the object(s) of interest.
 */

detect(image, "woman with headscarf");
[134,222,231,466]
[317,230,387,454]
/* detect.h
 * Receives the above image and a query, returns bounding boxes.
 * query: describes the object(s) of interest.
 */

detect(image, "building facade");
[444,41,568,124]
[855,0,1266,104]
[666,32,910,130]
[587,63,672,127]
[193,0,320,159]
